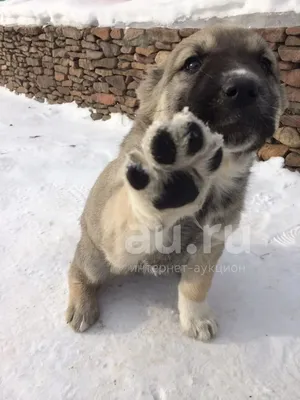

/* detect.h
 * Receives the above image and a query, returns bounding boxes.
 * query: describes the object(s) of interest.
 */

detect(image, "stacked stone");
[0,26,201,121]
[257,27,300,171]
[0,25,300,170]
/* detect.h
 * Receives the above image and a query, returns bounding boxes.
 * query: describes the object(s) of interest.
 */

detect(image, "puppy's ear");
[136,65,164,120]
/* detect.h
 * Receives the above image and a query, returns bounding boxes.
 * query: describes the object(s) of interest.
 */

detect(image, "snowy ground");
[0,0,299,28]
[1,87,300,399]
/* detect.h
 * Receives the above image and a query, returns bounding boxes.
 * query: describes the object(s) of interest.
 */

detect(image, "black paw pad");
[186,122,204,156]
[126,164,150,190]
[208,148,223,172]
[151,128,177,165]
[153,171,199,210]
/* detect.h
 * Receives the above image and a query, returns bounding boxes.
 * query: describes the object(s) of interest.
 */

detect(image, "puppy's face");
[138,26,286,152]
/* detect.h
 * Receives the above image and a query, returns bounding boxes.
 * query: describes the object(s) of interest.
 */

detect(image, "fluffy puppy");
[66,25,286,341]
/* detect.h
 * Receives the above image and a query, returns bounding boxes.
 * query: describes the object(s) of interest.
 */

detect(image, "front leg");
[178,244,224,341]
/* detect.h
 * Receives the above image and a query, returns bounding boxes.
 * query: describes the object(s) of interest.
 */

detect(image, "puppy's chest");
[197,154,251,224]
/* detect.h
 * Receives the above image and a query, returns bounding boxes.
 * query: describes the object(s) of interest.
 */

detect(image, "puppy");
[66,25,286,340]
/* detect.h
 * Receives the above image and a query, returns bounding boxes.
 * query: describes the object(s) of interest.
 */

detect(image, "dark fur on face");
[137,26,286,153]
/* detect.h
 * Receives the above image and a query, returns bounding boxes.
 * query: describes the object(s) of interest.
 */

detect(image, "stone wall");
[0,25,300,170]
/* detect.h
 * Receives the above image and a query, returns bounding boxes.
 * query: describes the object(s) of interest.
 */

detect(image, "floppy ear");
[136,65,164,121]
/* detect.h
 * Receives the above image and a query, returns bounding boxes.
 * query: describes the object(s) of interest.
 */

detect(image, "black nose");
[222,76,259,106]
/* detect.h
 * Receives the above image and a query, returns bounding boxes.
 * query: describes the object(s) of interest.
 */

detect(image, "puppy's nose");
[222,76,259,106]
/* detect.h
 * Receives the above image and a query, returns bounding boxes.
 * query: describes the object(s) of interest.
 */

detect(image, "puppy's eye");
[183,56,202,73]
[260,56,272,74]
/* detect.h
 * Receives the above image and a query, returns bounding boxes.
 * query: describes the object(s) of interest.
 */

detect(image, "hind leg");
[66,228,110,332]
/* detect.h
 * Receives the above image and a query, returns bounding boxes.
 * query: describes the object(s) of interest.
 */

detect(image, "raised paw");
[66,291,100,333]
[143,108,224,171]
[125,109,224,212]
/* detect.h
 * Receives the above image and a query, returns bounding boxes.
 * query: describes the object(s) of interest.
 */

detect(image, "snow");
[0,0,299,28]
[1,87,300,400]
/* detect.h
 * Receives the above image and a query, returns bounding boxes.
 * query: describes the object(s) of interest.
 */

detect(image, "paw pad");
[153,171,199,210]
[126,163,150,190]
[151,128,177,165]
[208,147,223,172]
[186,122,204,156]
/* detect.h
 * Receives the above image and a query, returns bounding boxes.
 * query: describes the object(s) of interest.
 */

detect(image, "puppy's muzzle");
[221,70,261,108]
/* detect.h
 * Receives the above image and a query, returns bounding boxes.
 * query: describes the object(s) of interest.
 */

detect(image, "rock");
[110,29,123,40]
[37,75,55,89]
[62,27,82,40]
[155,51,170,65]
[285,152,300,167]
[69,67,83,78]
[44,68,53,76]
[279,61,295,70]
[179,28,198,38]
[90,112,103,121]
[286,86,300,102]
[105,75,126,91]
[57,86,70,95]
[128,80,139,90]
[85,34,96,42]
[108,105,122,113]
[289,102,300,114]
[119,54,134,61]
[52,49,67,58]
[92,58,117,69]
[62,80,72,87]
[95,69,113,77]
[274,126,300,147]
[121,105,135,114]
[280,69,300,87]
[16,86,28,94]
[131,62,147,70]
[86,50,103,59]
[81,40,99,50]
[78,59,93,70]
[257,143,289,160]
[66,45,81,52]
[118,61,131,69]
[260,28,286,43]
[91,27,110,41]
[69,75,83,84]
[120,46,135,54]
[125,96,138,107]
[26,58,41,67]
[155,41,172,50]
[286,27,300,35]
[148,28,180,43]
[55,72,65,81]
[66,39,79,46]
[109,87,124,96]
[136,46,157,57]
[285,36,300,46]
[124,29,147,46]
[93,82,110,93]
[280,115,300,129]
[33,67,43,75]
[100,42,120,57]
[134,53,156,64]
[278,46,300,63]
[92,93,116,105]
[54,65,68,75]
